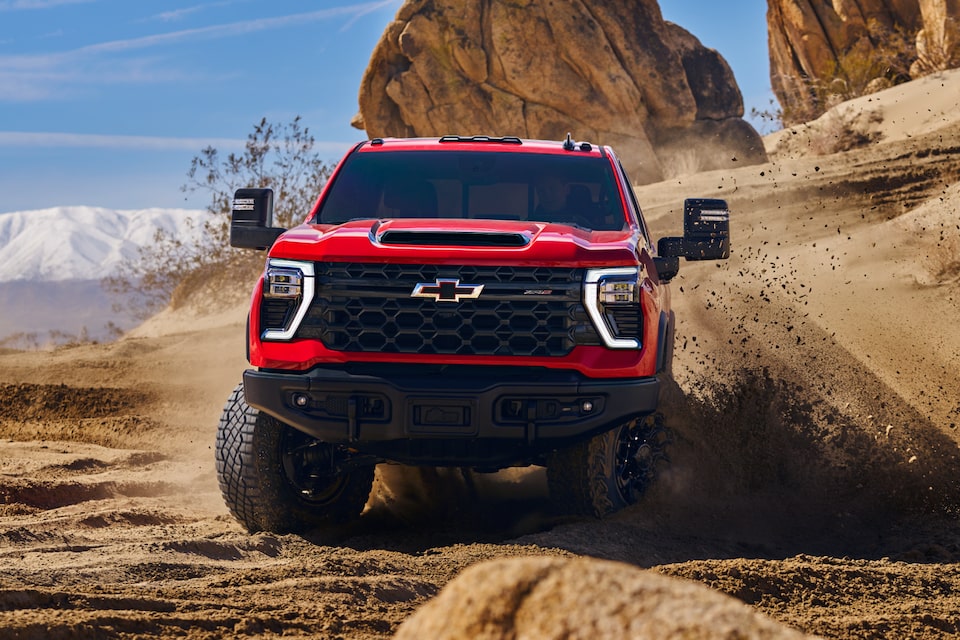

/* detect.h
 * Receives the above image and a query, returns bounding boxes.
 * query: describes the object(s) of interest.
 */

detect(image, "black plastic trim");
[656,310,675,374]
[242,366,661,466]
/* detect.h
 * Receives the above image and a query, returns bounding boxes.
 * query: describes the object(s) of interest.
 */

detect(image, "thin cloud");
[339,1,396,33]
[152,5,213,23]
[76,1,398,55]
[0,0,94,10]
[0,131,246,151]
[0,0,397,100]
[147,0,248,24]
[0,59,206,101]
[0,130,353,155]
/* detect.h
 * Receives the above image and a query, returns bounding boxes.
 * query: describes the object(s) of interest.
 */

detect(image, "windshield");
[315,150,626,231]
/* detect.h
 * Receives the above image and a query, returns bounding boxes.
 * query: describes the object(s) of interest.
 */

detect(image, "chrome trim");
[584,267,642,349]
[262,259,315,341]
[698,210,730,222]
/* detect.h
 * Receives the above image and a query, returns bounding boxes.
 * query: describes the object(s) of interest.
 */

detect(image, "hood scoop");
[377,229,530,247]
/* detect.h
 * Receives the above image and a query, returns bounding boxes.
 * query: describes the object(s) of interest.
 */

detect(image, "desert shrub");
[913,15,960,76]
[106,116,334,318]
[780,20,917,125]
[183,116,334,236]
[749,100,785,135]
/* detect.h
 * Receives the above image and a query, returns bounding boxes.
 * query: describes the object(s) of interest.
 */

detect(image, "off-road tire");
[215,383,374,533]
[546,413,669,518]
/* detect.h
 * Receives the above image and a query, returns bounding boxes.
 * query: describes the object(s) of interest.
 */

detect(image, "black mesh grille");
[296,263,600,356]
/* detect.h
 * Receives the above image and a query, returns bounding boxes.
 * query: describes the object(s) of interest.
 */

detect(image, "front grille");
[296,263,600,356]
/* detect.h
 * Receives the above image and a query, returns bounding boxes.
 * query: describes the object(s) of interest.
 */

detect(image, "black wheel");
[215,383,374,533]
[546,413,670,518]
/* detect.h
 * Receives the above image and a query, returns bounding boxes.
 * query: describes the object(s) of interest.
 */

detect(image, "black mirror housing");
[655,199,730,280]
[682,198,730,260]
[657,236,684,259]
[653,256,680,282]
[230,188,286,250]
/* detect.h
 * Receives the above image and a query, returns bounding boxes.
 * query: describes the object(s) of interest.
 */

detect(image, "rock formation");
[353,0,767,185]
[768,0,959,122]
[393,556,816,640]
[914,0,960,75]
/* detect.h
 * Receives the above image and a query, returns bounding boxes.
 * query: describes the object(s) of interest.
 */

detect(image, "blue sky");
[0,0,772,214]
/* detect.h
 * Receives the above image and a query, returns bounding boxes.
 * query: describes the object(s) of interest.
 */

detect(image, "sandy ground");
[2,70,960,638]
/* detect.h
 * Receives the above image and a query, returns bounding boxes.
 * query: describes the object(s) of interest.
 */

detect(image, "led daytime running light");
[262,259,315,341]
[584,267,641,349]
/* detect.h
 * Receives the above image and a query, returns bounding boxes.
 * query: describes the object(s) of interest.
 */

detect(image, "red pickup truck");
[216,135,729,533]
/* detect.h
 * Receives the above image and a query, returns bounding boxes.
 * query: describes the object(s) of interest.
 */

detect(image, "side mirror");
[230,188,285,250]
[682,198,730,260]
[653,256,679,282]
[657,198,731,272]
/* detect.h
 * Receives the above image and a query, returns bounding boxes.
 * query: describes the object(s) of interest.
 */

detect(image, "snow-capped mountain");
[0,206,213,347]
[0,206,210,282]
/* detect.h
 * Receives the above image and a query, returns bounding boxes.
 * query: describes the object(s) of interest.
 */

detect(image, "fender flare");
[656,310,675,374]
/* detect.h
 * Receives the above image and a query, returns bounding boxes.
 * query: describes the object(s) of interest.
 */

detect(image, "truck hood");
[269,218,641,267]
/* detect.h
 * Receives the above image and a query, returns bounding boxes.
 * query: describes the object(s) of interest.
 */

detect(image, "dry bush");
[781,20,917,125]
[749,99,785,134]
[105,116,333,319]
[168,259,260,312]
[913,14,960,77]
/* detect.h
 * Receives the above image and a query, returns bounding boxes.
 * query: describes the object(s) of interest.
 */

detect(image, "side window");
[615,159,652,247]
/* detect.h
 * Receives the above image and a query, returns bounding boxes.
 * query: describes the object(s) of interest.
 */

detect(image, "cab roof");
[356,135,607,158]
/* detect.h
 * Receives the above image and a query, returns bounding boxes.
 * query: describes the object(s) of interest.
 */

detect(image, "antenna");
[563,132,575,151]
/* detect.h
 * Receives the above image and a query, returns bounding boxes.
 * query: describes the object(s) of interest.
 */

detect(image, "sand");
[1,69,960,639]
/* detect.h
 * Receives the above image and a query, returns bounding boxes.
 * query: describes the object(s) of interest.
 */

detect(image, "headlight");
[264,267,303,299]
[598,276,640,305]
[584,267,642,349]
[260,259,315,341]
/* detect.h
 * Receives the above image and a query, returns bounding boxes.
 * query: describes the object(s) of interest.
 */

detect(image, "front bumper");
[242,365,661,467]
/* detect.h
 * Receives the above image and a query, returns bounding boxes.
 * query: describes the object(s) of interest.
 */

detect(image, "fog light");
[581,400,594,413]
[293,393,309,407]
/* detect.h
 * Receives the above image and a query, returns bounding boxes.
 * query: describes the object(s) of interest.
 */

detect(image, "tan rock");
[913,0,960,75]
[767,0,958,123]
[354,0,766,184]
[394,556,817,640]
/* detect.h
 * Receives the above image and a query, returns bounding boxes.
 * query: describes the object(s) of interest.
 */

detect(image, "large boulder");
[393,556,815,639]
[767,0,959,122]
[914,0,960,75]
[354,0,766,185]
